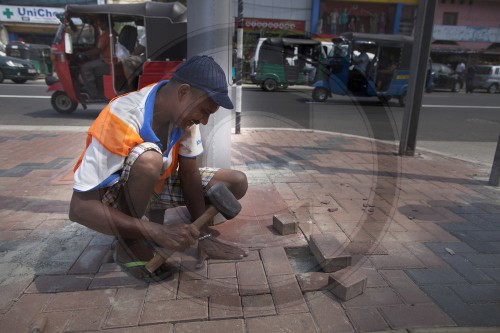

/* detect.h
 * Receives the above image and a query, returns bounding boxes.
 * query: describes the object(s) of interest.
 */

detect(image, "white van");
[472,65,500,93]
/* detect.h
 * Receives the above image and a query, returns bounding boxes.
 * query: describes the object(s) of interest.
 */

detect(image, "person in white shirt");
[456,62,466,89]
[353,45,370,74]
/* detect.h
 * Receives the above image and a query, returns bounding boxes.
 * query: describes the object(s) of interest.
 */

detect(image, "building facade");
[1,1,498,62]
[432,0,500,65]
[234,0,500,67]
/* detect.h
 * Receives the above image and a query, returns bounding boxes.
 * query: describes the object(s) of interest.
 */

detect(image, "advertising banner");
[0,5,63,25]
[433,25,500,43]
[332,0,418,3]
[240,18,306,33]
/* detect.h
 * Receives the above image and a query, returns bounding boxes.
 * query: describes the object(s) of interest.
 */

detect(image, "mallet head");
[206,183,241,219]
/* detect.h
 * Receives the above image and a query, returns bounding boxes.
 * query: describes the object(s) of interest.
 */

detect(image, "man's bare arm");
[69,190,199,251]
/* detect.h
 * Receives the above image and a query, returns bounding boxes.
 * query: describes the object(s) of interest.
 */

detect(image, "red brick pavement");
[0,128,498,332]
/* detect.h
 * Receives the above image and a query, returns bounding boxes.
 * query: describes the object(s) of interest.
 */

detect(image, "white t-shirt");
[73,81,203,192]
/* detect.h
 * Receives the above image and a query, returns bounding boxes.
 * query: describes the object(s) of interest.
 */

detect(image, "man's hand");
[147,222,200,252]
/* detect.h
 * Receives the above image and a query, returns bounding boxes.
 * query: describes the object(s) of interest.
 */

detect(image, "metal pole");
[489,132,500,186]
[393,4,403,34]
[398,0,437,156]
[235,0,243,134]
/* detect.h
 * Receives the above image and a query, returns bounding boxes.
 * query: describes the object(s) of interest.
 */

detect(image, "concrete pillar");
[187,0,233,168]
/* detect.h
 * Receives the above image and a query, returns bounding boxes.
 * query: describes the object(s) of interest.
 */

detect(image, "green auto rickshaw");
[6,41,53,77]
[250,37,324,91]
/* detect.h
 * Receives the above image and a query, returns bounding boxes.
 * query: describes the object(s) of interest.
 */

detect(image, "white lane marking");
[0,95,50,99]
[0,125,88,132]
[423,104,500,109]
[305,100,500,109]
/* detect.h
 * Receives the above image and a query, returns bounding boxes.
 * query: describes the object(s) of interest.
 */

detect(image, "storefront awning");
[431,41,493,53]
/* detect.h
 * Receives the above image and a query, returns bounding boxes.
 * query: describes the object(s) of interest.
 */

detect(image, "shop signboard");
[0,5,64,25]
[433,25,500,43]
[331,0,418,3]
[239,18,306,34]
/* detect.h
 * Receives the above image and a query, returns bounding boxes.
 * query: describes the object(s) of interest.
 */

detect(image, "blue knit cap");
[172,55,234,109]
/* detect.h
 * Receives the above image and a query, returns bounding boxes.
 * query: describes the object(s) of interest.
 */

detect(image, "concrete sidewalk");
[0,128,499,333]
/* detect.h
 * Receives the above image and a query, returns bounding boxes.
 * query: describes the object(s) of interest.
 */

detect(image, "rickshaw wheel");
[378,95,392,104]
[262,79,277,92]
[51,91,78,114]
[312,87,329,102]
[398,91,407,107]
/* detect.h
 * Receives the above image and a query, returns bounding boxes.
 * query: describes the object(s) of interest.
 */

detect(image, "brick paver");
[260,246,294,276]
[177,277,238,298]
[236,260,270,295]
[209,294,243,319]
[174,319,245,333]
[103,287,147,329]
[0,293,52,332]
[2,128,500,331]
[246,312,318,333]
[46,289,116,311]
[328,268,367,301]
[68,244,110,274]
[268,274,309,314]
[342,286,403,308]
[380,269,433,304]
[241,294,276,318]
[273,212,298,235]
[141,298,208,324]
[379,304,456,329]
[305,291,354,333]
[310,233,351,272]
[26,274,92,293]
[0,278,32,313]
[346,307,390,332]
[208,262,237,279]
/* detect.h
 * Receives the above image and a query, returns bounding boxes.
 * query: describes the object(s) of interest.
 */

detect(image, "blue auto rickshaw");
[312,32,430,107]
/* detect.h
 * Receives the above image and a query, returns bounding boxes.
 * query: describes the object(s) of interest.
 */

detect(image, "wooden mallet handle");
[145,205,218,273]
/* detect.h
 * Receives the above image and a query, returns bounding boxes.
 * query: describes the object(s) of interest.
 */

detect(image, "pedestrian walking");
[456,61,465,89]
[465,64,476,93]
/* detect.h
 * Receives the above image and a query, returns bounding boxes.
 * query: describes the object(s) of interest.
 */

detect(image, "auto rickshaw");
[312,32,432,107]
[6,41,53,78]
[46,2,187,113]
[250,37,324,91]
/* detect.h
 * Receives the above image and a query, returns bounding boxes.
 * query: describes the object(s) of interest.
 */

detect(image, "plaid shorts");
[102,142,218,211]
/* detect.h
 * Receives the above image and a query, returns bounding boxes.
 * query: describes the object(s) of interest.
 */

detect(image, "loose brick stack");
[273,211,367,301]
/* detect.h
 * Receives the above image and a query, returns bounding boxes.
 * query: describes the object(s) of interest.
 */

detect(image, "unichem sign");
[0,5,64,24]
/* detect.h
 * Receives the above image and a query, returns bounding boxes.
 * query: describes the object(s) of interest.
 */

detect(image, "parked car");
[429,62,460,92]
[472,64,500,93]
[0,54,38,83]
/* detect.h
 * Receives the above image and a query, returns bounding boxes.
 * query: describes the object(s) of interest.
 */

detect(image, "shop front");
[311,0,418,39]
[0,5,63,45]
[431,25,500,68]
